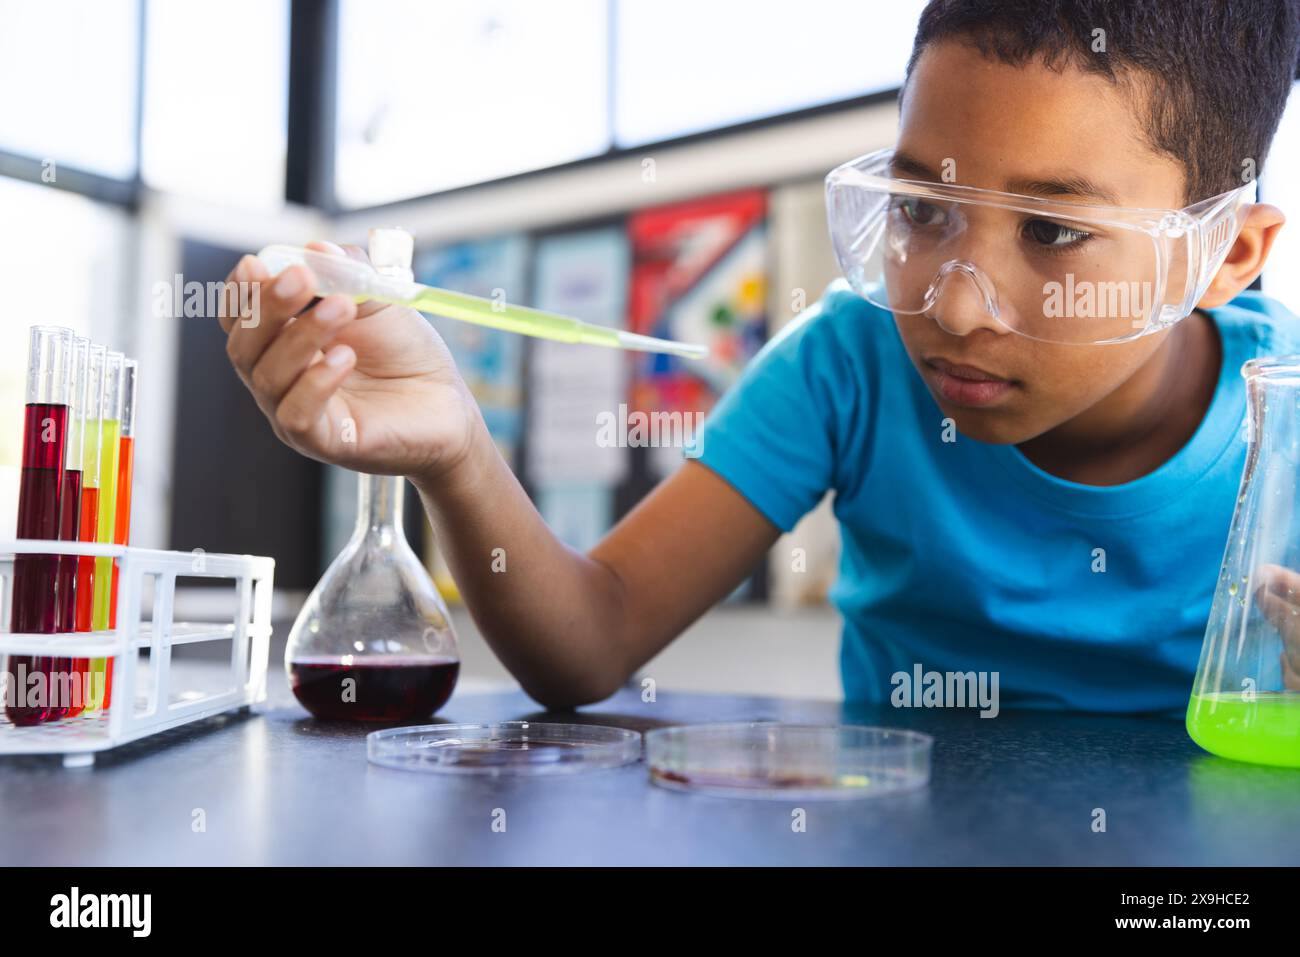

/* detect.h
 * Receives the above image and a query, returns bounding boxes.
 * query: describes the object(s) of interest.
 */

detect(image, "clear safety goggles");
[825,148,1257,344]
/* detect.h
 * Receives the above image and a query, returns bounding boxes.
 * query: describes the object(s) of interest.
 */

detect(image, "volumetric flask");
[285,229,459,722]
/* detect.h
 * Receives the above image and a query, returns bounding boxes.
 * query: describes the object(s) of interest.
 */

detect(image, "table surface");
[2,668,1298,866]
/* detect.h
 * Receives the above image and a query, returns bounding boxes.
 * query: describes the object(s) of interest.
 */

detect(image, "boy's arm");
[414,436,780,709]
[218,244,785,708]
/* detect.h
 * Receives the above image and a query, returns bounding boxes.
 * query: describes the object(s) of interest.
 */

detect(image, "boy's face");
[893,40,1195,445]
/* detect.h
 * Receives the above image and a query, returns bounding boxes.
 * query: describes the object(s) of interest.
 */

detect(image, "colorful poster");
[628,191,768,478]
[414,235,529,466]
[410,234,530,599]
[529,225,630,550]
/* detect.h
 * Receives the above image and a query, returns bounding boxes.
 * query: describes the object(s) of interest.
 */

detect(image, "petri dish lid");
[367,721,642,775]
[645,722,932,800]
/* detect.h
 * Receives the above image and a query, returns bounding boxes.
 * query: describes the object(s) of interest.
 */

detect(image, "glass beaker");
[1188,356,1300,767]
[285,229,460,722]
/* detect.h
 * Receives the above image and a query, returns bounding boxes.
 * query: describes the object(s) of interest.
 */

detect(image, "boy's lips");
[923,356,1017,407]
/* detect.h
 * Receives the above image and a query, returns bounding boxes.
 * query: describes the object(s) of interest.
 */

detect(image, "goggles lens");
[826,151,1251,345]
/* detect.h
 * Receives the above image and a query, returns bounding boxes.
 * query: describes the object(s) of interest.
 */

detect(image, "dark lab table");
[1,673,1297,866]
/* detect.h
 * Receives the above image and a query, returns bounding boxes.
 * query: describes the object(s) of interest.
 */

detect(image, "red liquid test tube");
[5,326,73,726]
[48,336,90,720]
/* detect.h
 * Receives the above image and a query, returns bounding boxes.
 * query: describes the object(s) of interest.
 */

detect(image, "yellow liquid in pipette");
[364,285,625,349]
[356,282,705,358]
[260,245,706,359]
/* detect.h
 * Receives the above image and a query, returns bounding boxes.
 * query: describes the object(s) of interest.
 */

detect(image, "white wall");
[332,100,899,244]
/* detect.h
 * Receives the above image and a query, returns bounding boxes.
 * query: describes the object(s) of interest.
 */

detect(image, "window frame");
[322,0,906,214]
[0,0,145,210]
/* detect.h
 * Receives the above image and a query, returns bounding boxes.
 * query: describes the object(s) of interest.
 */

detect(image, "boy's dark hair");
[906,0,1300,202]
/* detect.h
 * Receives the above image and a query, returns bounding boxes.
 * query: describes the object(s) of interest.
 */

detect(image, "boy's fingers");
[1256,591,1300,679]
[335,242,399,319]
[1260,562,1300,600]
[1284,653,1300,692]
[306,240,348,257]
[304,239,367,263]
[249,294,357,405]
[1281,613,1300,677]
[273,345,357,449]
[1256,590,1294,633]
[225,263,318,379]
[1287,645,1300,684]
[305,240,387,317]
[216,255,270,334]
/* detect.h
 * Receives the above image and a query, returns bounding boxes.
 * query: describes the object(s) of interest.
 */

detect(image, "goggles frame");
[825,147,1257,344]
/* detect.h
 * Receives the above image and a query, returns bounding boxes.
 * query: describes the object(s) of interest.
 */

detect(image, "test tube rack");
[0,539,274,767]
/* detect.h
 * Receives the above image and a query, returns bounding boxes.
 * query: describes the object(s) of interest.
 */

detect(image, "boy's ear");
[1198,203,1286,308]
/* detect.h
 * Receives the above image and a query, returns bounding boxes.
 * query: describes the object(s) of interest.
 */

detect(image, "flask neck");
[354,473,405,544]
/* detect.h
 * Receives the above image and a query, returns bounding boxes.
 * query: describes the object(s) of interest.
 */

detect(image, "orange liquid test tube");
[105,358,137,710]
[68,345,106,717]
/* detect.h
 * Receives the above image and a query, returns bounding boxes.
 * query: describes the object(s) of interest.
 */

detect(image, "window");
[141,0,290,209]
[334,0,610,207]
[1263,82,1300,309]
[333,0,922,207]
[0,0,140,180]
[0,177,132,535]
[612,0,924,147]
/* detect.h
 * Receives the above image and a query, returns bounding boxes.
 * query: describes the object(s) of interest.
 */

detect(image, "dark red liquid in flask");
[6,402,67,726]
[289,656,459,722]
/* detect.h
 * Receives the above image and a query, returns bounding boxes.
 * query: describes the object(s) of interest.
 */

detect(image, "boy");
[220,0,1300,713]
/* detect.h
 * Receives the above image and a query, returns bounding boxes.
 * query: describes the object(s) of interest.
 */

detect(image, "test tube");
[4,326,73,726]
[46,337,90,720]
[73,346,105,630]
[69,345,106,716]
[84,350,124,713]
[104,357,137,709]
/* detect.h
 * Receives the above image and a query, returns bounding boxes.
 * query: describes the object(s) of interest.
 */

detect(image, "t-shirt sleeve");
[687,284,863,533]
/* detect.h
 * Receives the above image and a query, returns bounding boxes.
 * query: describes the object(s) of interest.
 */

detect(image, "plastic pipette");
[256,244,708,360]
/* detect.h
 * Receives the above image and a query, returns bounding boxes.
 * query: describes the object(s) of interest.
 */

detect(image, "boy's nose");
[924,261,1011,338]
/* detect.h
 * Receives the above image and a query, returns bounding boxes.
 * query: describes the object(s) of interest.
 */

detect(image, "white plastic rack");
[0,539,274,766]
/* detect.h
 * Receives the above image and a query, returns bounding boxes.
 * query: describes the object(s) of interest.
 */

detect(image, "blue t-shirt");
[693,281,1300,713]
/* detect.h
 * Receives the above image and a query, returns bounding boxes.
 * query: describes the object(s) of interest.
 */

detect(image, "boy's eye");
[893,197,947,227]
[1023,218,1093,248]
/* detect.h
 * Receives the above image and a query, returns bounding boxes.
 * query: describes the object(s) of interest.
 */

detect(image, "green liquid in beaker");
[1186,692,1300,767]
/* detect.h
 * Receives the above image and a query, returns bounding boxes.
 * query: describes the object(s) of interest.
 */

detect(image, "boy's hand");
[218,242,483,482]
[1253,564,1300,690]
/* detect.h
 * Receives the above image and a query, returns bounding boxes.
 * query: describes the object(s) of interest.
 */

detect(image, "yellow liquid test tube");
[85,351,124,711]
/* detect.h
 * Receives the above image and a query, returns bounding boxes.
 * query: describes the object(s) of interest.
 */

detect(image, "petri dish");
[366,721,642,775]
[645,722,932,800]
